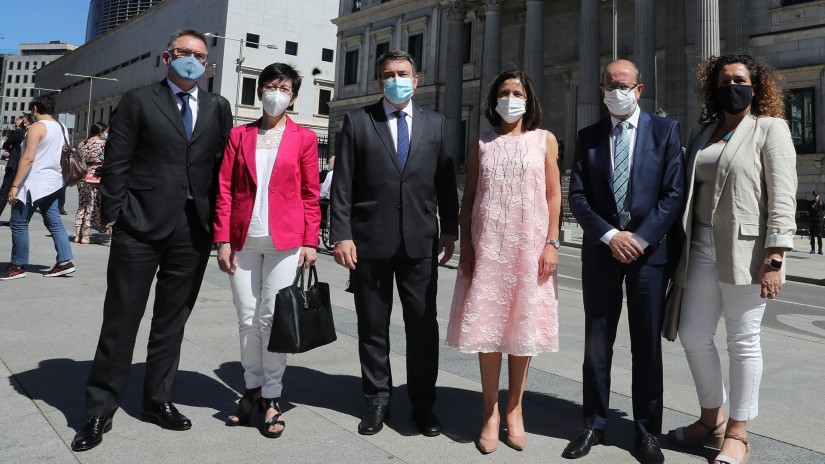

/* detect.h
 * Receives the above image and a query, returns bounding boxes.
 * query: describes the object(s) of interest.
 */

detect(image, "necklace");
[721,130,734,142]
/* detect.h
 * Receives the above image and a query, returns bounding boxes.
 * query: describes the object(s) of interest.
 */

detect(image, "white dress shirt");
[600,106,649,249]
[382,98,413,151]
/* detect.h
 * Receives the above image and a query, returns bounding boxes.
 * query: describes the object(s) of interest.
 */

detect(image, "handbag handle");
[307,265,319,288]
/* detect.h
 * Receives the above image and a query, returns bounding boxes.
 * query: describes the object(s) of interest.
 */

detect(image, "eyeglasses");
[603,83,639,95]
[262,84,293,96]
[168,47,208,63]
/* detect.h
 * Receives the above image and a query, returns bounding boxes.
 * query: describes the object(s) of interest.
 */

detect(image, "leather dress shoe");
[71,416,112,452]
[637,434,665,464]
[412,409,441,437]
[562,427,603,459]
[358,405,390,435]
[140,402,192,431]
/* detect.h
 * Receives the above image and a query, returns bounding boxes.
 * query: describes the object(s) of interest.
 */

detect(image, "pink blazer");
[213,117,320,251]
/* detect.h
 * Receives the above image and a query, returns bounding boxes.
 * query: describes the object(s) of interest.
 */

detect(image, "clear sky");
[1,1,89,52]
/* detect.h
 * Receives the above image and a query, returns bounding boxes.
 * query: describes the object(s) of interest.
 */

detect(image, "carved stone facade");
[331,0,825,195]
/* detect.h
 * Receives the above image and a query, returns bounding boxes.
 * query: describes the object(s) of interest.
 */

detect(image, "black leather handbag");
[268,265,337,354]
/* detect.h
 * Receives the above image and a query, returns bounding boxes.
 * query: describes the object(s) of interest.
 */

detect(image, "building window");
[407,34,423,71]
[156,56,161,67]
[3,102,7,111]
[212,37,218,47]
[344,50,359,85]
[16,62,21,70]
[241,77,257,106]
[246,33,260,49]
[12,103,17,111]
[376,42,390,62]
[786,87,815,154]
[25,62,30,70]
[4,89,9,97]
[322,48,334,62]
[6,75,10,83]
[462,22,473,64]
[351,0,361,12]
[13,89,18,97]
[23,75,28,83]
[15,75,20,83]
[285,41,298,56]
[318,89,332,116]
[7,61,11,70]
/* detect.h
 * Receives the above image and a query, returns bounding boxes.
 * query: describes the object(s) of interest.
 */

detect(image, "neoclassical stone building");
[329,0,824,196]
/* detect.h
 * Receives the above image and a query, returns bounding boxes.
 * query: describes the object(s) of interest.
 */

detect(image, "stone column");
[577,0,601,130]
[359,24,372,95]
[634,0,656,111]
[334,31,345,97]
[696,0,720,60]
[479,0,502,133]
[664,0,686,124]
[723,0,746,54]
[441,0,466,165]
[523,0,544,102]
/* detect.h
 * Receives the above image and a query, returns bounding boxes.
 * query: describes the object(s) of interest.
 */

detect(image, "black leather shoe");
[412,409,441,437]
[358,405,390,435]
[562,427,603,459]
[637,434,665,464]
[71,416,112,452]
[140,402,192,431]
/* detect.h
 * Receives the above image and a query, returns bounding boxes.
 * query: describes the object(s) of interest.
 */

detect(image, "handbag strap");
[55,121,72,157]
[292,266,305,290]
[307,265,319,288]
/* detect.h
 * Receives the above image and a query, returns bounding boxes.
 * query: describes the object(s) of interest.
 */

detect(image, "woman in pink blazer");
[213,63,320,439]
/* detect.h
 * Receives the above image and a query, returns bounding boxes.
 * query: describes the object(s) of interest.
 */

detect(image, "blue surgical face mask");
[102,133,109,140]
[169,56,205,81]
[383,77,414,105]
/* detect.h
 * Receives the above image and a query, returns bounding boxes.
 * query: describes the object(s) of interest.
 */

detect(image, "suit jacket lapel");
[368,100,403,175]
[713,115,756,209]
[405,102,424,169]
[153,80,187,140]
[242,122,258,183]
[598,119,614,187]
[190,86,213,143]
[631,112,652,191]
[272,116,299,181]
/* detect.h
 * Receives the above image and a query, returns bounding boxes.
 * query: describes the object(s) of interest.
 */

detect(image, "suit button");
[397,203,401,209]
[187,163,192,168]
[401,178,406,184]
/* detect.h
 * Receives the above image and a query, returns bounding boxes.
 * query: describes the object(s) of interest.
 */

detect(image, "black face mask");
[716,84,753,115]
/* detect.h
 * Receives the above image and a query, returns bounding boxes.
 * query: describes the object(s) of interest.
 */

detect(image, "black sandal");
[225,386,261,426]
[260,397,285,438]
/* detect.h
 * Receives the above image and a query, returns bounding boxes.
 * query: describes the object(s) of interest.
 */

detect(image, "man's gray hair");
[168,28,209,50]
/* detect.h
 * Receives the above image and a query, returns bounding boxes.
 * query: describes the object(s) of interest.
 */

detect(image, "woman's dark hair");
[31,95,56,115]
[258,63,302,96]
[89,122,108,138]
[697,54,785,123]
[484,69,542,131]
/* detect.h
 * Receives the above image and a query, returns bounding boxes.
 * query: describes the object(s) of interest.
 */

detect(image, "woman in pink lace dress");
[446,70,561,454]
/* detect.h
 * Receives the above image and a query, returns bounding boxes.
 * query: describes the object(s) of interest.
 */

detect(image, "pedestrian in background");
[213,62,320,439]
[447,69,561,454]
[71,28,232,452]
[73,122,108,244]
[667,54,797,464]
[1,96,75,281]
[808,190,824,254]
[0,116,30,219]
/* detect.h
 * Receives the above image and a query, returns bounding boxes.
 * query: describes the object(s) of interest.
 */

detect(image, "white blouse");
[247,126,285,237]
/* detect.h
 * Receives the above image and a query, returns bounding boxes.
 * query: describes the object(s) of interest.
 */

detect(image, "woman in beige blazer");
[666,55,797,464]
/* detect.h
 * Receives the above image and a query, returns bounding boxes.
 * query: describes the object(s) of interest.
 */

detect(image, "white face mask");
[603,88,637,116]
[495,97,527,124]
[261,91,292,117]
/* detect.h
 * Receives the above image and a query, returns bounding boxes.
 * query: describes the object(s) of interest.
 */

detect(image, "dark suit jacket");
[568,111,684,267]
[2,127,26,170]
[101,79,232,240]
[330,99,459,260]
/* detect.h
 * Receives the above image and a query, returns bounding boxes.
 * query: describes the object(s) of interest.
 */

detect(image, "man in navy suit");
[564,60,685,464]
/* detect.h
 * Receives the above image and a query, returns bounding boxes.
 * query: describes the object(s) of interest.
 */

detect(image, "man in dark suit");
[71,29,232,452]
[330,50,459,437]
[563,60,684,464]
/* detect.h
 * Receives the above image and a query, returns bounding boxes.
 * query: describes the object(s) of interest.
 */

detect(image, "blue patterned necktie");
[395,110,409,170]
[612,120,631,229]
[177,91,193,140]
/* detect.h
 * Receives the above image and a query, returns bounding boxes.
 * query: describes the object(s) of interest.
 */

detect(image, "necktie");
[395,110,409,170]
[612,120,631,229]
[177,91,193,140]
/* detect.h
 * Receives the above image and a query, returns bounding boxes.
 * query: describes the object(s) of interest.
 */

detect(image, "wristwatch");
[545,239,560,249]
[215,241,230,248]
[763,258,783,270]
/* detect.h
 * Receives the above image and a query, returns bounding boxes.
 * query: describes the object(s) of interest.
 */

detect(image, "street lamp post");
[64,73,118,137]
[204,33,277,126]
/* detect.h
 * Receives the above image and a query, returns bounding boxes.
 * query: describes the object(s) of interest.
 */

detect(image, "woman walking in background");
[74,122,108,244]
[447,69,561,454]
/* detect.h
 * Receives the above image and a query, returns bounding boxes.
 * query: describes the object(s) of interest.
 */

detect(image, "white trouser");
[229,235,300,399]
[679,224,765,421]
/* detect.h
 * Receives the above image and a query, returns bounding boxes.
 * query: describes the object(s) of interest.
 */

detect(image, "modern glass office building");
[86,0,165,42]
